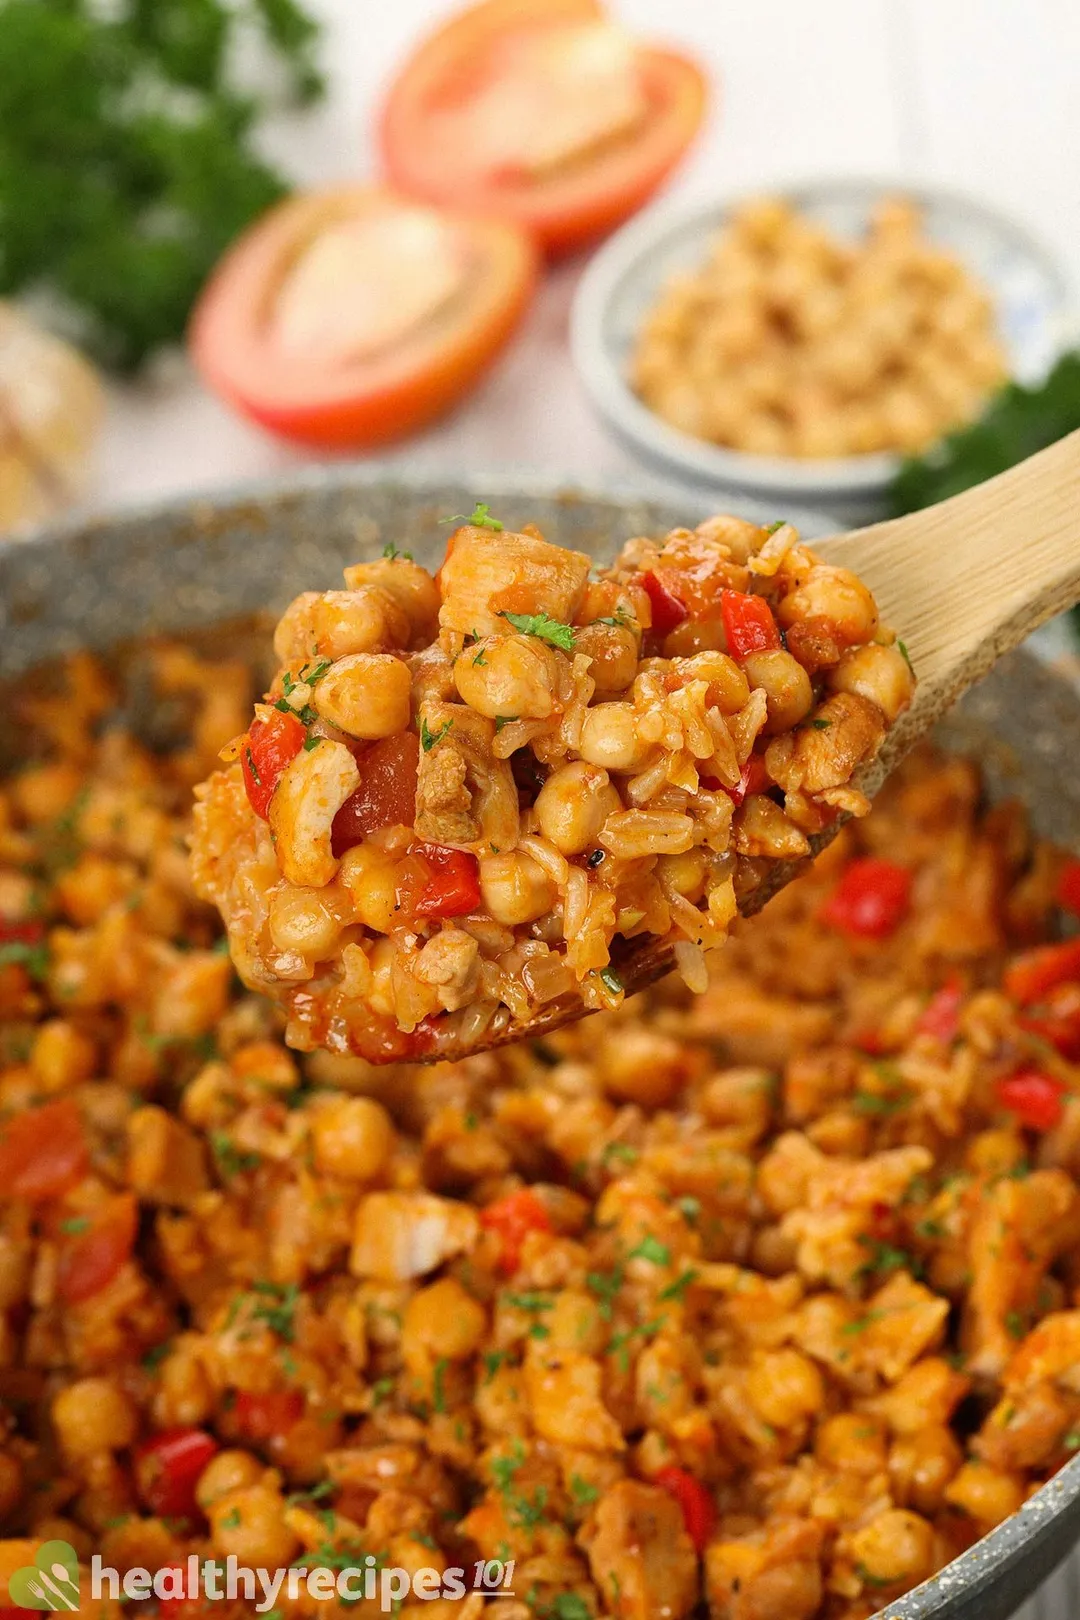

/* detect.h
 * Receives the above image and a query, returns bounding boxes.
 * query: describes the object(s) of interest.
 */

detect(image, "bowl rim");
[570,174,1077,500]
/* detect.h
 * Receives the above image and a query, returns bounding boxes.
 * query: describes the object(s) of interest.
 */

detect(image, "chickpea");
[849,1507,935,1588]
[745,1348,824,1430]
[311,1095,394,1181]
[53,1378,138,1459]
[195,1449,264,1510]
[274,587,408,664]
[208,1483,300,1565]
[777,566,879,647]
[579,704,647,771]
[944,1460,1025,1527]
[534,761,621,856]
[479,851,556,926]
[671,650,750,713]
[889,1426,963,1514]
[740,648,814,733]
[815,1413,888,1476]
[828,642,915,722]
[268,886,345,958]
[403,1277,487,1370]
[30,1019,97,1091]
[573,622,639,694]
[338,844,400,934]
[314,653,412,739]
[343,557,440,642]
[453,634,562,721]
[657,847,709,903]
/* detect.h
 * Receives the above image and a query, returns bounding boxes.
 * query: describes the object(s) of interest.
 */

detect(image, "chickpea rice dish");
[5,632,1080,1617]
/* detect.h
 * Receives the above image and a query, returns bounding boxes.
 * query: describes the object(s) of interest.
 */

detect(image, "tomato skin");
[332,732,420,856]
[235,1388,305,1443]
[654,1464,716,1554]
[916,977,964,1044]
[641,569,688,636]
[379,0,707,255]
[55,1192,138,1304]
[0,1096,88,1202]
[1004,939,1080,1007]
[480,1187,552,1273]
[820,858,912,940]
[191,187,537,449]
[241,710,306,819]
[410,843,482,918]
[134,1427,219,1520]
[1056,859,1080,915]
[996,1070,1068,1133]
[720,589,781,660]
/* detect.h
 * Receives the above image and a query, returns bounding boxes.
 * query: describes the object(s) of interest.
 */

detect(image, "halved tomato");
[189,187,537,448]
[379,0,708,255]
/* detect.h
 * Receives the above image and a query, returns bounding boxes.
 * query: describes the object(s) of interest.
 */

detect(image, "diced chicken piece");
[706,1519,826,1620]
[274,587,410,664]
[766,691,886,795]
[525,1347,626,1451]
[852,1272,950,1382]
[269,740,361,888]
[413,927,481,1012]
[350,1191,479,1280]
[126,1105,210,1208]
[583,1479,699,1620]
[414,702,519,851]
[343,557,440,644]
[438,525,591,638]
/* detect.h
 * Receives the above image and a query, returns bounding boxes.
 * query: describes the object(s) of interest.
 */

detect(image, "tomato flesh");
[820,858,912,940]
[406,842,482,919]
[720,589,781,660]
[1004,939,1080,1007]
[332,731,420,856]
[654,1464,716,1554]
[480,1187,552,1272]
[134,1427,219,1521]
[641,569,688,636]
[0,917,44,946]
[0,1096,88,1202]
[996,1070,1067,1133]
[56,1192,138,1304]
[235,1388,305,1443]
[241,710,306,820]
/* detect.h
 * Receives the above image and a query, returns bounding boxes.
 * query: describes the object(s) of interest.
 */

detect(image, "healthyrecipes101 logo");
[3,1544,517,1614]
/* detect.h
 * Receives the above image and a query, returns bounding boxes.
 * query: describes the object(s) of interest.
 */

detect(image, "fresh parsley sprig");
[500,611,575,652]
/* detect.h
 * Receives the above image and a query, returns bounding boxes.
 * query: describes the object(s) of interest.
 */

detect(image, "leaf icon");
[6,1541,80,1612]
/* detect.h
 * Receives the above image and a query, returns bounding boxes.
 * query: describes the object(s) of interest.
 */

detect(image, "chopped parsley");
[897,639,915,676]
[628,1235,670,1266]
[472,647,488,666]
[482,1349,509,1384]
[432,1357,449,1414]
[857,1239,923,1281]
[500,610,576,652]
[247,1280,301,1342]
[1005,1309,1027,1340]
[209,1131,261,1180]
[594,608,631,628]
[420,716,453,751]
[599,967,623,995]
[302,734,322,752]
[659,1268,700,1302]
[568,1473,599,1507]
[810,718,833,730]
[495,715,518,732]
[441,502,504,531]
[550,1597,591,1620]
[58,1216,91,1235]
[244,747,262,786]
[675,1195,701,1226]
[140,1341,173,1372]
[764,519,786,536]
[601,1141,638,1168]
[586,1264,625,1321]
[0,940,49,982]
[608,1316,666,1373]
[382,541,413,561]
[852,1087,913,1117]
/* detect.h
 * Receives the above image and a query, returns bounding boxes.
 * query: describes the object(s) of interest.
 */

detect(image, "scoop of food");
[191,511,913,1062]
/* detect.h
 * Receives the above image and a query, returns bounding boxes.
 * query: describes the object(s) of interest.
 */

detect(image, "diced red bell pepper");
[1004,939,1080,1007]
[1056,860,1080,916]
[820,857,913,940]
[134,1426,219,1521]
[996,1069,1068,1132]
[0,916,44,946]
[55,1192,138,1304]
[235,1388,305,1443]
[480,1187,553,1274]
[408,842,481,919]
[240,709,306,820]
[0,1096,88,1202]
[1020,1006,1080,1061]
[716,754,771,805]
[641,569,689,637]
[720,588,781,660]
[916,977,964,1044]
[332,731,420,855]
[654,1464,717,1555]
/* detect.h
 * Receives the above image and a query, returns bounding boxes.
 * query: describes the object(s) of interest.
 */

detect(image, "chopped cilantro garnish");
[500,610,576,652]
[420,716,453,752]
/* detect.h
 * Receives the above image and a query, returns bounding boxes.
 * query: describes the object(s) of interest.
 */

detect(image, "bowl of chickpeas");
[572,180,1074,520]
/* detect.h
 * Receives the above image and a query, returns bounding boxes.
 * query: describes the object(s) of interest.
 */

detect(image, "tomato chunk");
[332,731,420,855]
[716,754,771,806]
[240,709,306,819]
[1004,939,1080,1007]
[641,569,688,636]
[654,1464,717,1554]
[235,1388,305,1443]
[407,842,482,919]
[55,1192,138,1304]
[720,589,781,660]
[134,1427,219,1521]
[0,916,44,946]
[480,1187,553,1273]
[1057,859,1080,916]
[820,857,912,940]
[0,1096,88,1202]
[996,1070,1067,1133]
[916,977,964,1044]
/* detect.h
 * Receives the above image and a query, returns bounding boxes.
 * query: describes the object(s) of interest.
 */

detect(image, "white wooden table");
[76,4,1080,1614]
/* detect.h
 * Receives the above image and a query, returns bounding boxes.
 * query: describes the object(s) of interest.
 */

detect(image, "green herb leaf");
[599,967,623,995]
[500,610,576,651]
[382,541,413,561]
[0,940,49,982]
[441,502,504,531]
[628,1235,670,1266]
[494,715,518,732]
[658,1267,700,1302]
[58,1216,91,1235]
[420,716,453,752]
[302,734,321,752]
